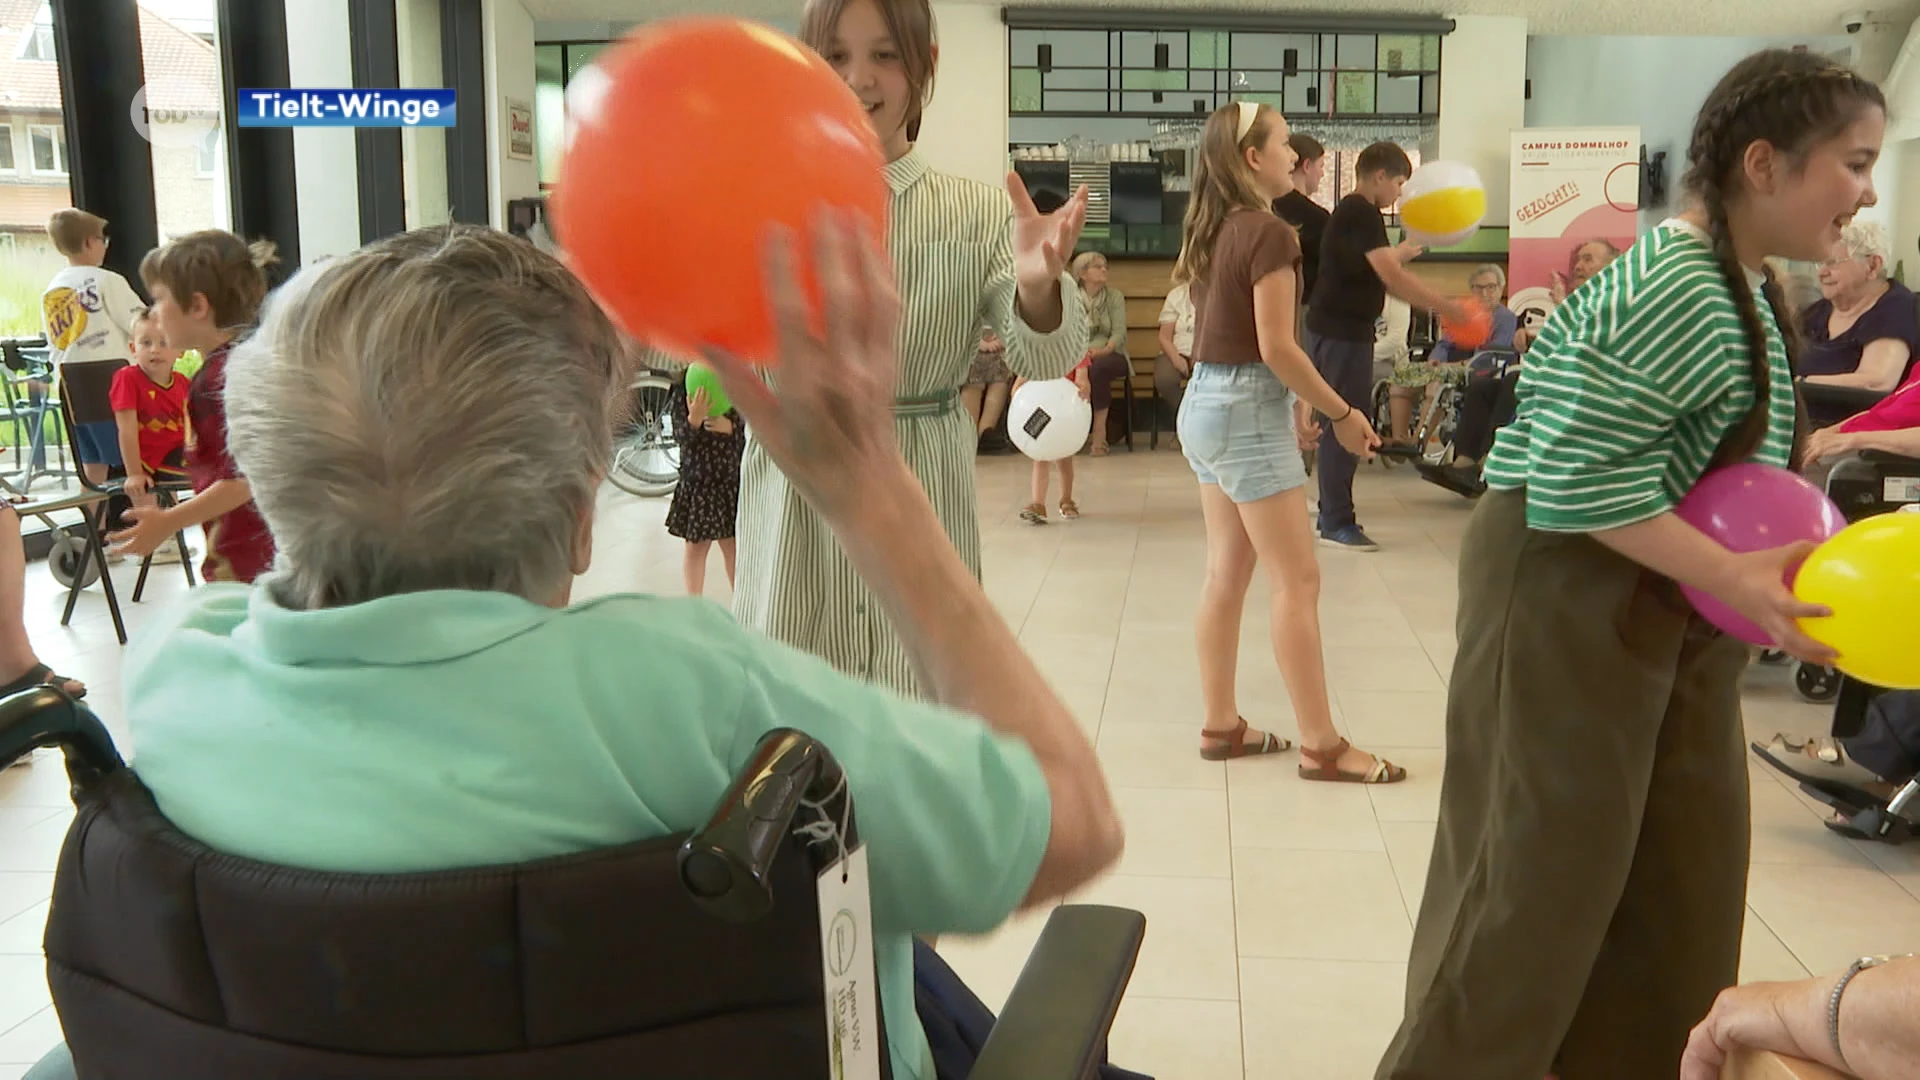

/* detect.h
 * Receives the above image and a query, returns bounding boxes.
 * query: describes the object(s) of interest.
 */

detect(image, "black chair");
[0,689,1146,1079]
[56,360,198,619]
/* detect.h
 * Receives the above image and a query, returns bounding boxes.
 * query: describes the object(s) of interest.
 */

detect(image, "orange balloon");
[552,18,889,365]
[1440,297,1493,351]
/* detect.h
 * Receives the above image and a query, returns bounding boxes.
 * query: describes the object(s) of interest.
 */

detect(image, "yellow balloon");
[1793,512,1920,689]
[1401,187,1487,238]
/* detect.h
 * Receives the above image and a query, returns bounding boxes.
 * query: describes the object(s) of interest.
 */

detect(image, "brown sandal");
[1199,716,1293,761]
[1299,738,1405,784]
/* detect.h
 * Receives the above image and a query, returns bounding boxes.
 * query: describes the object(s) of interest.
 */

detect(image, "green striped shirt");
[732,151,1084,696]
[1484,220,1796,532]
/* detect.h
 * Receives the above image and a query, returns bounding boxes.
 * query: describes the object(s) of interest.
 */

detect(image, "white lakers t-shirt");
[41,265,145,367]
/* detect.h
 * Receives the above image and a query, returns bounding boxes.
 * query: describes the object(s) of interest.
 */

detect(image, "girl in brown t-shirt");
[1172,101,1403,785]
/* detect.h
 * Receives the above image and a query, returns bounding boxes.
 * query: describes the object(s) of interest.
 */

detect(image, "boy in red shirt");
[110,310,191,563]
[110,309,191,504]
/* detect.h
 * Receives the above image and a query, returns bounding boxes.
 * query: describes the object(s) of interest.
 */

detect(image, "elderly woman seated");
[1799,220,1918,427]
[1384,263,1517,454]
[114,223,1129,1080]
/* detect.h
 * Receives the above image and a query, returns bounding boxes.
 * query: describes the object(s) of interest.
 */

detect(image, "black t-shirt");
[1273,190,1331,301]
[1306,193,1391,343]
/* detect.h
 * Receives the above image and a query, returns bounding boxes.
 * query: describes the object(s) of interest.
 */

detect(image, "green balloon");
[685,362,731,417]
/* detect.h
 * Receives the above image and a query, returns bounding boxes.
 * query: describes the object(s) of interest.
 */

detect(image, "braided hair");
[1682,51,1883,466]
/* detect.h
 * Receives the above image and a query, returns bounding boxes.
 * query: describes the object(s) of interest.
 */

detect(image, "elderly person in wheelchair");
[13,222,1142,1080]
[1380,264,1518,460]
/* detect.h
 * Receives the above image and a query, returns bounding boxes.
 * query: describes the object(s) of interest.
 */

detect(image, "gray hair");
[225,224,628,609]
[1838,220,1891,277]
[1469,263,1506,291]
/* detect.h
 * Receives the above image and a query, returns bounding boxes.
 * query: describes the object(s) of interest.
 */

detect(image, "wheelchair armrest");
[971,904,1146,1080]
[1858,449,1920,468]
[1799,382,1888,419]
[0,686,123,784]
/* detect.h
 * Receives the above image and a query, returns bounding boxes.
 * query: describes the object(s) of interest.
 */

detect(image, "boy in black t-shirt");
[1273,133,1330,307]
[1304,142,1465,551]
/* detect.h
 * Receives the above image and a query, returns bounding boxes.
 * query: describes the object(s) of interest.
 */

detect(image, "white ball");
[1008,379,1093,461]
[1399,160,1487,248]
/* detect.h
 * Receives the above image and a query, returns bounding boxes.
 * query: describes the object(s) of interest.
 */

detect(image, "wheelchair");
[0,687,1146,1079]
[608,366,684,498]
[1372,349,1518,470]
[1773,382,1920,703]
[1753,678,1920,846]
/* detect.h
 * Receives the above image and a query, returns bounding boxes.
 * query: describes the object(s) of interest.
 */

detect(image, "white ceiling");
[523,0,1919,39]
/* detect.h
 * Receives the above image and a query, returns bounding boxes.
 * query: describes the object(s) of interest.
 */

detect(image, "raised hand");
[700,211,903,524]
[1006,174,1089,299]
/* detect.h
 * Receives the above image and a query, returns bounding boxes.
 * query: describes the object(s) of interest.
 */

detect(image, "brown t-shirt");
[1190,209,1303,366]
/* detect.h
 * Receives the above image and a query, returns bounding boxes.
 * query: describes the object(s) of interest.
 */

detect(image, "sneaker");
[1020,503,1048,526]
[1318,525,1379,552]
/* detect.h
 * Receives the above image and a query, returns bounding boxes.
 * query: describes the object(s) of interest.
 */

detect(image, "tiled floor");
[0,449,1914,1077]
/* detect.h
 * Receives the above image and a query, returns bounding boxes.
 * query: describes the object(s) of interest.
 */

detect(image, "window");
[0,129,14,173]
[1008,25,1441,120]
[196,132,217,177]
[28,123,63,175]
[1318,146,1423,224]
[17,4,53,61]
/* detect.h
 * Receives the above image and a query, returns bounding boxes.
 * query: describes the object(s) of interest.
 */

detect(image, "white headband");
[1235,101,1259,142]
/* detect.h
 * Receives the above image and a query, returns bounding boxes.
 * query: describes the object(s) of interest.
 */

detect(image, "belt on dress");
[892,390,960,418]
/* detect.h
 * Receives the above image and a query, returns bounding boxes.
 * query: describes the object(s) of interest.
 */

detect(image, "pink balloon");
[1674,463,1845,645]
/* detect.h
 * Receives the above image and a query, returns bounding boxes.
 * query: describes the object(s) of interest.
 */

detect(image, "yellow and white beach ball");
[1399,161,1486,247]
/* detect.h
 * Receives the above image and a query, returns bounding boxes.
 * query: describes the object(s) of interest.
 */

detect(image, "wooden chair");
[1103,356,1162,452]
[1723,1047,1853,1079]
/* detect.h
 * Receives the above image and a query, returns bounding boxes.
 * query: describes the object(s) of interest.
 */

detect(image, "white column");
[915,2,1008,189]
[483,0,539,229]
[1437,15,1528,223]
[282,0,360,261]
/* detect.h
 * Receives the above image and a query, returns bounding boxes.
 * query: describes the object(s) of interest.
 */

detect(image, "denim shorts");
[1176,362,1307,503]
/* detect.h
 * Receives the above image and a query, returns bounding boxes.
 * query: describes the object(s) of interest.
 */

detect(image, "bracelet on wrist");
[1333,404,1354,422]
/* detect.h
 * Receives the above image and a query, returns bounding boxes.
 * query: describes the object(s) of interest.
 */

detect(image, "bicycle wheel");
[609,371,682,498]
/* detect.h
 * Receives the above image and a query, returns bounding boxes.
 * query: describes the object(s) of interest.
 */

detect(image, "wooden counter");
[1103,256,1504,362]
[1724,1047,1853,1080]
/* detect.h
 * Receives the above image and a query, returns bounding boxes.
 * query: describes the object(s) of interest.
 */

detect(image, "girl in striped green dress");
[731,0,1088,695]
[1379,51,1885,1080]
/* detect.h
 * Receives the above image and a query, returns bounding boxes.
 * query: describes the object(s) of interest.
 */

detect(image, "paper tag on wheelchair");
[818,845,882,1080]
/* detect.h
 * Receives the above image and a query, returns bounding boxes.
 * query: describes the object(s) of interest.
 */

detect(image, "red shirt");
[107,364,189,470]
[1839,369,1920,434]
[186,341,274,583]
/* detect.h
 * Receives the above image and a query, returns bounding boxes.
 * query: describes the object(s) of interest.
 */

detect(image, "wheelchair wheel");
[1794,663,1842,703]
[47,531,100,590]
[1370,382,1399,468]
[609,371,682,498]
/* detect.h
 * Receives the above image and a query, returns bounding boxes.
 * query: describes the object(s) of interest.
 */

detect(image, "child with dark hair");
[1305,141,1465,551]
[1378,51,1885,1080]
[108,230,278,583]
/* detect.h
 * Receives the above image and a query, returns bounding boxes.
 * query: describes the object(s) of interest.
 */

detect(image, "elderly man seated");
[106,223,1134,1080]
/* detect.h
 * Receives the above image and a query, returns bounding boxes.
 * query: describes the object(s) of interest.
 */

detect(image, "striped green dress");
[1484,218,1796,530]
[732,151,1086,695]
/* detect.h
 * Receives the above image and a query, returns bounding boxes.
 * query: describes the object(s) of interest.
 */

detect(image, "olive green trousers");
[1375,489,1751,1080]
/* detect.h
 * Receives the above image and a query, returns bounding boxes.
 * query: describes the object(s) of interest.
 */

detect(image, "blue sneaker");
[1318,525,1379,552]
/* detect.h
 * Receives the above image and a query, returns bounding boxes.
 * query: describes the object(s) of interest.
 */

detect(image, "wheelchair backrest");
[42,740,884,1078]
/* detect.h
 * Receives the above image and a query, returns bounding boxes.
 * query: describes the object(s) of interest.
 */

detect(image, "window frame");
[27,122,65,176]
